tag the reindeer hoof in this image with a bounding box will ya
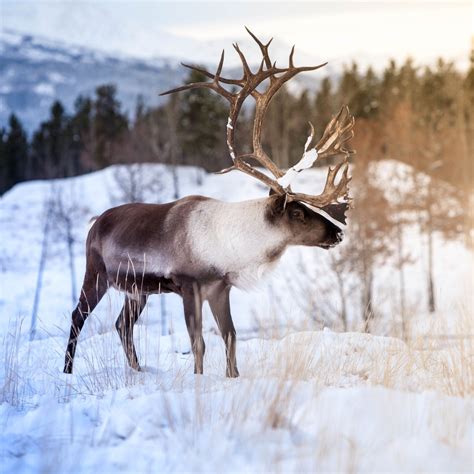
[63,360,73,374]
[226,367,240,378]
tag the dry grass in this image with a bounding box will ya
[1,316,24,406]
[1,293,472,473]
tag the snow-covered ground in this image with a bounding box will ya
[0,163,472,472]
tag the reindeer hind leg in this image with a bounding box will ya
[64,252,108,374]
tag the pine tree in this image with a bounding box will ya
[48,101,69,177]
[264,86,294,169]
[179,70,228,171]
[70,95,93,174]
[288,90,313,166]
[93,84,128,168]
[313,76,335,139]
[0,127,8,193]
[354,66,380,119]
[0,114,28,193]
[338,62,362,116]
[30,100,70,179]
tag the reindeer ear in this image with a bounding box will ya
[267,194,287,219]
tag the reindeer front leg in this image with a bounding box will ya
[207,281,239,378]
[182,280,205,374]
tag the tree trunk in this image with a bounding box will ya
[396,218,407,338]
[30,204,51,340]
[427,184,436,313]
[160,294,168,336]
[166,100,180,199]
[363,270,374,333]
[427,228,435,313]
[66,219,77,307]
[330,254,348,331]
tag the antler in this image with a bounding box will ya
[160,28,355,209]
[278,106,355,208]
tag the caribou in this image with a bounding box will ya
[64,29,355,378]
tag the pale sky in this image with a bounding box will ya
[1,1,472,69]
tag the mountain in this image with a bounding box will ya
[0,30,186,132]
[0,30,334,134]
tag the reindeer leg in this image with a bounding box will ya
[207,281,239,378]
[115,294,148,371]
[64,253,107,374]
[182,281,205,375]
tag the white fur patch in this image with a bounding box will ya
[187,198,289,288]
[300,203,347,230]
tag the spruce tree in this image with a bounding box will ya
[1,114,28,193]
[93,85,128,168]
[69,95,93,174]
[313,77,335,137]
[179,70,228,171]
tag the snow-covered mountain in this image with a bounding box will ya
[0,30,186,132]
[0,29,333,133]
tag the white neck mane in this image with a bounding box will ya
[188,198,289,288]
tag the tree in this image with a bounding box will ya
[0,114,28,193]
[413,60,461,312]
[313,77,335,141]
[178,70,228,172]
[47,101,69,177]
[337,62,362,116]
[93,84,128,168]
[49,186,90,306]
[353,66,380,119]
[264,86,294,169]
[350,175,395,331]
[346,121,395,331]
[69,95,93,175]
[0,127,8,193]
[29,100,73,179]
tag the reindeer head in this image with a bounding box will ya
[266,194,346,249]
[161,28,355,249]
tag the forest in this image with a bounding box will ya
[1,54,472,195]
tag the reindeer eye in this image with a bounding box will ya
[290,209,304,220]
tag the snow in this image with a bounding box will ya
[277,150,318,188]
[0,162,472,472]
[33,83,55,96]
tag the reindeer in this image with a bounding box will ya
[64,29,355,378]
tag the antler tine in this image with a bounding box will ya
[245,26,273,70]
[289,45,296,68]
[160,53,237,101]
[215,49,225,79]
[160,80,234,102]
[179,56,243,87]
[233,42,253,79]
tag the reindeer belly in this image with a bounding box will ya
[101,242,178,289]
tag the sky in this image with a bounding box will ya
[1,1,472,69]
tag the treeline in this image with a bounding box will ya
[1,54,473,195]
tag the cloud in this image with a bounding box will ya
[2,1,471,67]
